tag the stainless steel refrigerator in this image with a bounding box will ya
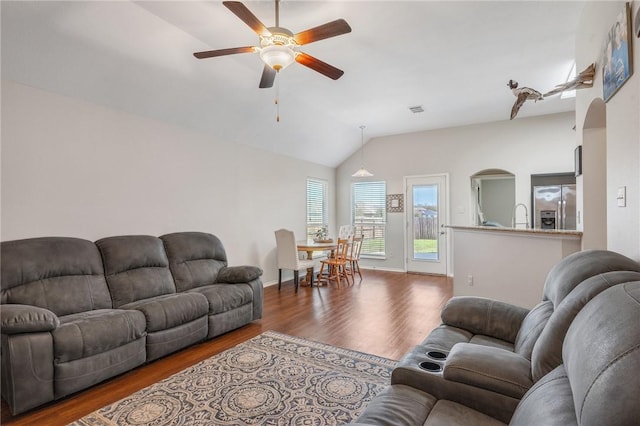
[532,184,576,230]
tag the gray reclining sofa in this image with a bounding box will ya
[352,249,640,425]
[353,280,640,425]
[392,250,640,421]
[1,231,263,415]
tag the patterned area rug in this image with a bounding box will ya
[70,331,395,425]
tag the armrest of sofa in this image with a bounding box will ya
[217,266,264,320]
[440,297,529,343]
[217,265,263,284]
[1,304,59,334]
[443,343,532,399]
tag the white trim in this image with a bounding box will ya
[403,173,451,276]
[359,265,406,273]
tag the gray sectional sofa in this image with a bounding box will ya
[0,232,263,415]
[352,249,640,425]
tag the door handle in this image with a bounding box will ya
[440,231,446,235]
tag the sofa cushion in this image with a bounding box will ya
[424,400,505,426]
[354,384,506,426]
[355,384,437,426]
[161,232,228,292]
[53,309,146,363]
[190,283,253,315]
[423,325,514,354]
[541,249,640,306]
[467,335,514,352]
[97,235,176,307]
[121,292,208,333]
[532,271,640,381]
[513,300,553,359]
[509,365,577,426]
[1,237,111,316]
[562,281,640,425]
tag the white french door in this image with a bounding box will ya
[405,175,448,275]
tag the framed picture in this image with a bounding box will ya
[602,3,634,102]
[386,194,404,213]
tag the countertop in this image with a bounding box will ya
[446,225,582,237]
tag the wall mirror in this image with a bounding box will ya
[471,169,515,227]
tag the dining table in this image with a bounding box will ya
[296,240,337,286]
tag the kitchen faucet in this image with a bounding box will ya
[512,203,529,229]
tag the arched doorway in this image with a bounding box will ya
[470,169,515,227]
[580,98,607,249]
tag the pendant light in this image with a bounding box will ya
[352,125,373,177]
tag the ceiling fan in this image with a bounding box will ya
[194,0,352,88]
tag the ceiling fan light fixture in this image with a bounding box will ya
[195,1,351,88]
[259,45,295,71]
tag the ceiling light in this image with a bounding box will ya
[259,27,297,72]
[260,45,295,71]
[352,125,373,178]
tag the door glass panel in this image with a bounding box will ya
[412,184,438,261]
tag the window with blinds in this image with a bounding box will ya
[352,181,386,257]
[306,178,328,241]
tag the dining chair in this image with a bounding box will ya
[338,225,355,239]
[318,238,350,288]
[275,229,316,292]
[346,235,363,281]
[323,225,353,261]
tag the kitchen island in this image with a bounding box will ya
[448,225,582,308]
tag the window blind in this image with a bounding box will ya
[352,181,386,257]
[306,178,328,241]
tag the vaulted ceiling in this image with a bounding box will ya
[1,1,585,167]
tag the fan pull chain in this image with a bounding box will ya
[275,72,280,122]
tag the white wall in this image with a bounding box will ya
[575,1,640,260]
[480,178,516,227]
[452,228,581,308]
[0,80,336,286]
[579,127,608,249]
[336,112,577,272]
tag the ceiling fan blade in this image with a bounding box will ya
[259,65,277,88]
[295,52,344,80]
[293,19,352,45]
[223,1,271,37]
[193,46,255,59]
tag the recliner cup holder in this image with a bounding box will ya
[419,361,442,372]
[426,351,447,360]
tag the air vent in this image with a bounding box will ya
[409,105,424,113]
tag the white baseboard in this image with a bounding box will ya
[359,265,406,273]
[262,268,451,287]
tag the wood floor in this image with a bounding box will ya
[1,270,451,425]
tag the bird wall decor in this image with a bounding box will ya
[508,80,543,120]
[507,63,596,120]
[543,63,596,97]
